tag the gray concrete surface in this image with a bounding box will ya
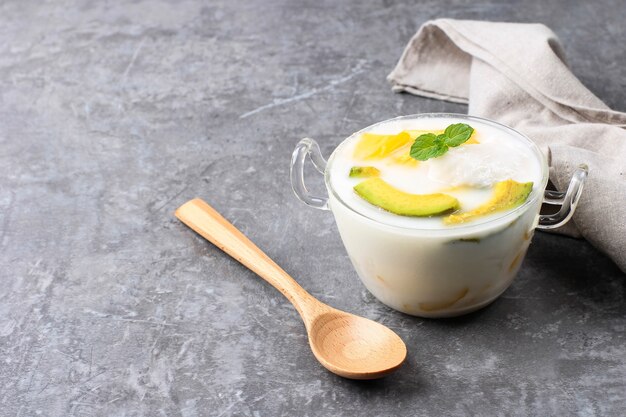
[1,0,625,416]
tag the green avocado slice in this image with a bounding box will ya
[353,178,460,217]
[349,166,381,178]
[444,179,533,225]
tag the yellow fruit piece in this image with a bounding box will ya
[389,132,437,166]
[508,249,527,272]
[419,288,469,312]
[465,131,480,144]
[444,180,533,225]
[391,149,419,167]
[353,131,412,159]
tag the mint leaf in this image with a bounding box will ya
[409,123,475,161]
[444,123,474,147]
[410,133,448,161]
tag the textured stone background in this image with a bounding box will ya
[1,0,625,416]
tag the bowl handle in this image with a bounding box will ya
[290,138,330,210]
[537,164,588,230]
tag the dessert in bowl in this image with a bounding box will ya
[291,114,587,318]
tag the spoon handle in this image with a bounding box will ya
[175,198,318,320]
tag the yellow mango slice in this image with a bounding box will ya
[353,131,412,159]
[465,131,480,144]
[389,131,438,166]
[392,151,419,167]
[508,249,526,272]
[419,288,469,312]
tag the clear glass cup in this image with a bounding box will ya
[291,114,587,318]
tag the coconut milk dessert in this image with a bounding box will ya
[326,115,544,317]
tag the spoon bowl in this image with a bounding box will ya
[175,198,406,379]
[308,310,407,379]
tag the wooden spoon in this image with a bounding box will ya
[175,198,406,379]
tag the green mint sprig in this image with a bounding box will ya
[410,123,474,161]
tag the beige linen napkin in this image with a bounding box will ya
[388,19,626,273]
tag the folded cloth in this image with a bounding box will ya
[388,19,626,273]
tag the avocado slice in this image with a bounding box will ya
[444,179,533,225]
[349,166,381,178]
[354,178,460,217]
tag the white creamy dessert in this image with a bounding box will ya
[325,115,547,317]
[330,116,542,230]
